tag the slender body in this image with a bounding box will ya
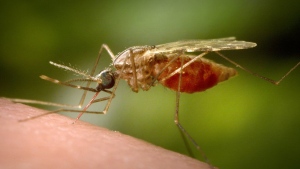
[114,37,255,93]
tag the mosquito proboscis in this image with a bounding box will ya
[6,37,299,166]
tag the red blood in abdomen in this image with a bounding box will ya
[153,57,236,93]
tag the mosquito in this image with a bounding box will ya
[8,37,299,164]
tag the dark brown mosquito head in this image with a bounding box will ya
[95,69,115,91]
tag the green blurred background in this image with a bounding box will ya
[1,1,299,169]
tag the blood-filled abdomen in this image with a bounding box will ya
[152,55,237,93]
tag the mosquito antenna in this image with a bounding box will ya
[49,61,95,80]
[64,78,102,84]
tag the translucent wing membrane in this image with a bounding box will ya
[154,37,257,53]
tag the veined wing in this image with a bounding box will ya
[153,37,257,53]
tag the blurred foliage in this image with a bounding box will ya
[0,1,299,169]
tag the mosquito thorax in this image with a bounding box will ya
[114,45,155,65]
[95,70,115,91]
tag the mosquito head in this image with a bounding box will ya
[95,69,115,91]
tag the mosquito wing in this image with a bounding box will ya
[153,37,257,53]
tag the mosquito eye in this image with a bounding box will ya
[96,70,115,90]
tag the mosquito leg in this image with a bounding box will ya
[18,108,106,122]
[8,98,81,109]
[171,56,194,157]
[8,77,98,110]
[13,44,118,122]
[18,109,64,122]
[174,57,211,165]
[74,88,116,122]
[129,49,139,92]
[100,81,118,114]
[14,89,114,122]
[9,75,113,111]
[41,74,116,121]
[215,51,300,85]
[91,90,115,103]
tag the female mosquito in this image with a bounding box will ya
[9,37,299,163]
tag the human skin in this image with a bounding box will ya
[0,98,212,169]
